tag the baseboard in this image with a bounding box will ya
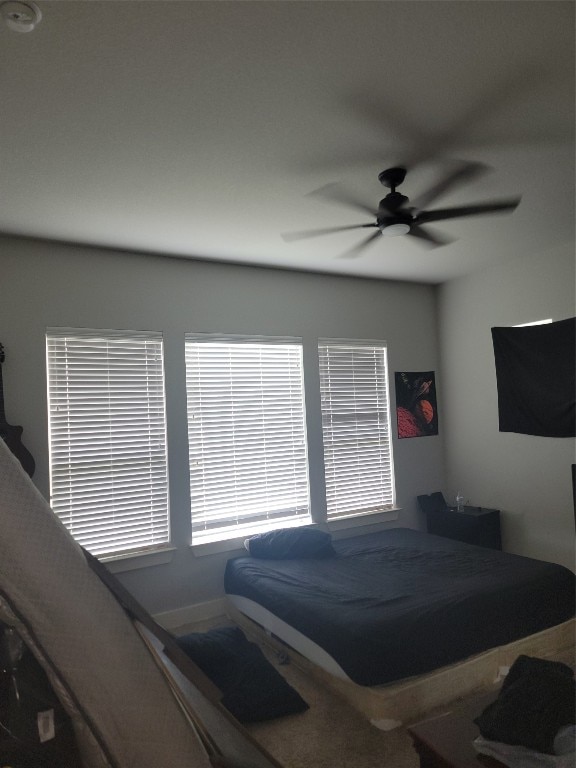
[153,597,228,631]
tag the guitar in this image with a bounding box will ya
[0,343,36,477]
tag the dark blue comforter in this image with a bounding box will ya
[224,528,575,686]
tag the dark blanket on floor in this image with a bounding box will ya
[176,626,308,722]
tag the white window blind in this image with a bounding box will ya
[46,328,169,557]
[318,339,395,519]
[185,335,310,543]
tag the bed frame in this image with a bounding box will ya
[227,601,575,730]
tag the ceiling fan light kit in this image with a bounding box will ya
[381,223,410,237]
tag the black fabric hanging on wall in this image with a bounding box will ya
[491,317,576,438]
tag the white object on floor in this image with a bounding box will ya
[493,665,510,683]
[474,735,575,768]
[370,718,403,731]
[554,726,576,756]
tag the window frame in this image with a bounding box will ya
[184,333,311,545]
[317,337,396,522]
[45,327,171,559]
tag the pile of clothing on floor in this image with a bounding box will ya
[474,655,575,768]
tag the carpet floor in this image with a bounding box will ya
[175,616,575,768]
[175,616,421,768]
[245,643,420,768]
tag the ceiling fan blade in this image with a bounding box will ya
[282,223,377,243]
[407,225,454,248]
[344,92,437,169]
[341,63,556,172]
[416,198,521,225]
[338,229,382,259]
[410,161,490,210]
[307,182,377,216]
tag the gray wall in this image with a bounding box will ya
[439,241,575,571]
[0,236,444,613]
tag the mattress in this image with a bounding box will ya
[224,527,576,686]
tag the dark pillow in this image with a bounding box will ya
[246,527,335,559]
[175,626,308,723]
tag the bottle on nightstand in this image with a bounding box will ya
[456,492,465,512]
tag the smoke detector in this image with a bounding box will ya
[1,1,42,32]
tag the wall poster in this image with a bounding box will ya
[491,318,575,438]
[395,371,438,439]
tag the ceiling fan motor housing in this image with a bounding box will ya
[378,168,410,218]
[379,191,408,213]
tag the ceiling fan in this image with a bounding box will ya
[282,162,521,258]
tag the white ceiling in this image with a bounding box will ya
[1,0,574,283]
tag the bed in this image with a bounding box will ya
[225,528,575,724]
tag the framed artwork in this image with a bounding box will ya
[395,371,438,439]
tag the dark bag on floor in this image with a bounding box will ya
[474,655,576,754]
[0,625,82,768]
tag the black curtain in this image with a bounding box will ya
[491,318,575,438]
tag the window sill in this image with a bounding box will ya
[190,509,401,558]
[191,518,312,558]
[101,546,176,574]
[191,537,253,558]
[326,507,400,533]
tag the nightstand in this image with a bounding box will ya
[425,506,502,550]
[408,692,503,767]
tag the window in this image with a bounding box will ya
[46,328,169,557]
[513,319,553,327]
[185,335,309,543]
[318,339,394,519]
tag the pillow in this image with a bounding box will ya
[245,527,335,559]
[175,626,308,723]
